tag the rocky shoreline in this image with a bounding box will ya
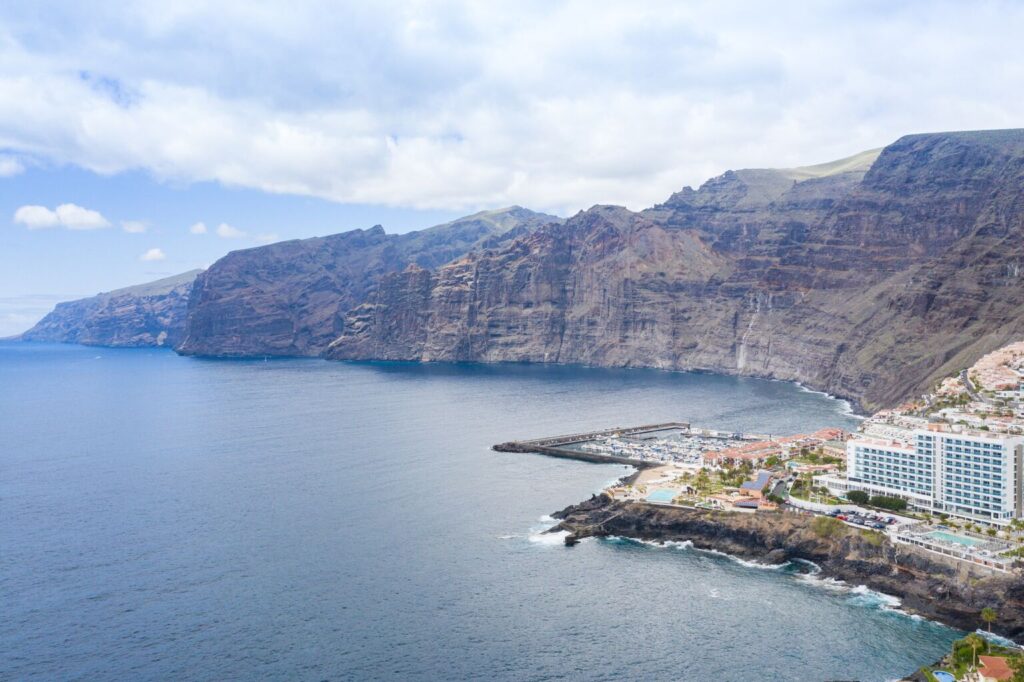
[553,494,1024,642]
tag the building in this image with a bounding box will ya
[703,441,781,467]
[978,655,1014,682]
[818,424,1024,526]
[739,471,773,498]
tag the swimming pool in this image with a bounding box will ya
[932,670,955,682]
[646,489,677,503]
[928,530,984,547]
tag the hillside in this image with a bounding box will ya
[326,130,1024,411]
[176,207,560,356]
[20,270,202,347]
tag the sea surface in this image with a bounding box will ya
[0,342,960,681]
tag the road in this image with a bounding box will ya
[960,368,991,404]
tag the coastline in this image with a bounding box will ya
[551,494,1024,643]
[14,339,872,416]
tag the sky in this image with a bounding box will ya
[2,1,1024,335]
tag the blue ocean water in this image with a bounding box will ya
[0,343,959,681]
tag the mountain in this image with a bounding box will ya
[20,270,202,347]
[326,130,1024,412]
[175,207,560,356]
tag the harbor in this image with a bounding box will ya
[492,421,773,468]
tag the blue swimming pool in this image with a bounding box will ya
[932,671,955,682]
[646,489,677,503]
[928,530,984,547]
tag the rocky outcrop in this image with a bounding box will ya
[327,130,1024,411]
[176,207,559,357]
[20,270,202,347]
[555,495,1024,640]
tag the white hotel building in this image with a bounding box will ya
[817,426,1024,526]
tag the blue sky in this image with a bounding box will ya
[2,1,1024,335]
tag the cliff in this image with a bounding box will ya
[555,495,1024,640]
[176,207,559,357]
[20,270,202,347]
[327,130,1024,411]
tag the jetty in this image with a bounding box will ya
[493,421,771,468]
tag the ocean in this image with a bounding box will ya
[0,342,959,681]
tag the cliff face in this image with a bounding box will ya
[176,207,559,357]
[556,495,1024,640]
[327,130,1024,411]
[20,270,202,347]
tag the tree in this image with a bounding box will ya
[847,490,869,504]
[982,607,998,633]
[869,495,908,511]
[965,633,986,670]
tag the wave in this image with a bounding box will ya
[602,535,791,570]
[977,630,1021,648]
[794,381,866,420]
[790,558,822,575]
[528,529,570,545]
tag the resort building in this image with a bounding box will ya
[818,424,1024,526]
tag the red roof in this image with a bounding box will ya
[979,655,1013,681]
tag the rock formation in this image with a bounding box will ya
[327,130,1024,411]
[20,270,202,347]
[22,129,1024,412]
[176,207,559,356]
[555,494,1024,640]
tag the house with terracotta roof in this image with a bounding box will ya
[703,441,782,467]
[978,654,1014,681]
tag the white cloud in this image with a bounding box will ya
[254,233,279,244]
[139,247,165,261]
[14,203,110,230]
[55,203,110,229]
[121,220,147,233]
[0,154,23,177]
[13,205,59,229]
[189,221,207,234]
[215,222,245,238]
[0,4,1023,213]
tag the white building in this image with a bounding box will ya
[817,426,1024,526]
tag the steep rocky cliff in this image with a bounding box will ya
[176,207,559,357]
[20,270,202,347]
[555,495,1024,639]
[327,130,1024,411]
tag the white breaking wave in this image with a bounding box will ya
[794,381,866,420]
[977,630,1021,648]
[604,535,789,570]
[528,529,571,545]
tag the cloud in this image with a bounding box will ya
[139,247,165,261]
[0,154,23,177]
[121,220,147,233]
[215,222,245,238]
[55,203,110,229]
[13,205,59,229]
[189,221,207,234]
[0,4,1023,213]
[13,203,111,230]
[254,233,279,244]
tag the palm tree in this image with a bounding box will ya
[982,607,998,633]
[965,633,986,670]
